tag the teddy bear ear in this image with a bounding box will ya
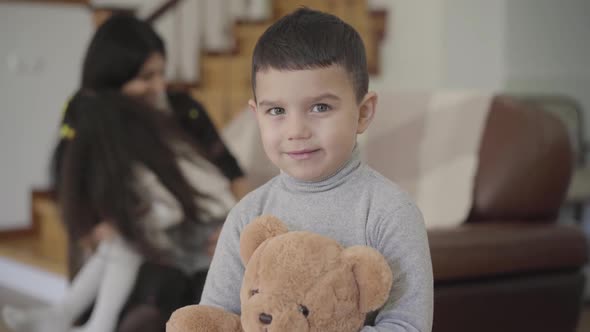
[240,215,289,265]
[341,246,393,314]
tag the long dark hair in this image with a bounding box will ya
[52,13,166,190]
[81,13,165,91]
[56,92,204,257]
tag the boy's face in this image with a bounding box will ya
[249,65,377,182]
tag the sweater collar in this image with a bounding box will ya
[279,145,361,193]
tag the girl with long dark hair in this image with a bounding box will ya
[4,91,235,332]
[3,13,243,332]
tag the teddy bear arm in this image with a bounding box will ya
[166,305,243,332]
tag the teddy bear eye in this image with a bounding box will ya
[250,289,259,297]
[298,304,310,317]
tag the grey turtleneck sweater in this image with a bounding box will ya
[200,148,433,331]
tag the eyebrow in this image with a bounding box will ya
[258,93,341,108]
[306,93,341,104]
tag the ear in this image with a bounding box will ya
[356,92,378,134]
[240,215,289,265]
[341,246,393,313]
[248,99,257,114]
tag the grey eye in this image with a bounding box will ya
[311,104,330,113]
[298,304,309,317]
[268,107,285,115]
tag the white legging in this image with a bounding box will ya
[3,236,142,332]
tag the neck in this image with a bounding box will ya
[279,145,361,193]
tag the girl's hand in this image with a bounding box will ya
[92,221,119,242]
[230,177,251,200]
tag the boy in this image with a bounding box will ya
[201,8,433,331]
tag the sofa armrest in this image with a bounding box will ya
[428,222,587,283]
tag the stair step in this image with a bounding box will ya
[191,88,230,130]
[0,255,67,305]
[0,235,67,277]
[233,22,271,55]
[36,197,67,265]
[200,54,234,90]
[273,0,332,18]
[157,0,387,129]
[192,87,251,130]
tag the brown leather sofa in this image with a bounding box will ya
[429,96,588,332]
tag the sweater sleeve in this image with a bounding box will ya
[362,202,433,332]
[199,206,245,313]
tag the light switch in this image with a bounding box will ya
[4,53,45,75]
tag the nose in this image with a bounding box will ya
[286,114,311,140]
[259,312,273,325]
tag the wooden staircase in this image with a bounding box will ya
[0,191,67,277]
[0,0,386,278]
[189,0,387,129]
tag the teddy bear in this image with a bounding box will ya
[166,215,393,332]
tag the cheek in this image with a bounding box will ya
[321,127,354,151]
[260,124,280,150]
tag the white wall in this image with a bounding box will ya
[504,0,590,145]
[0,3,92,230]
[370,0,589,150]
[369,0,445,91]
[369,0,507,91]
[441,0,506,90]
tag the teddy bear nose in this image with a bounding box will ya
[259,312,273,325]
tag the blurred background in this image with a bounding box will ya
[0,0,589,331]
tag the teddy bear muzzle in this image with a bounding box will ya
[259,312,272,324]
[243,305,311,332]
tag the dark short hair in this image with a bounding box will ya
[81,14,165,91]
[252,8,368,102]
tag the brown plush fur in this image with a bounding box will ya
[166,215,393,332]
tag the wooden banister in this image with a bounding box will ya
[145,0,182,23]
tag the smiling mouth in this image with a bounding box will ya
[286,149,319,160]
